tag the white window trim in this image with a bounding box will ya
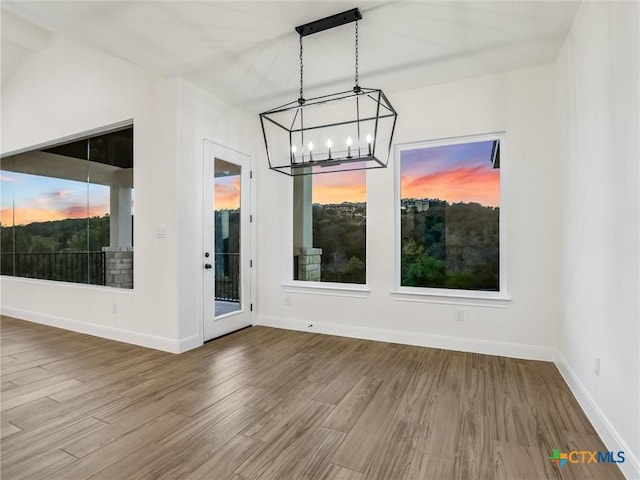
[393,131,509,304]
[391,288,510,308]
[284,168,369,296]
[1,120,135,290]
[282,281,370,298]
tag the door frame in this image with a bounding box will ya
[202,139,254,342]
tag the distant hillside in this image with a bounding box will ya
[1,215,111,253]
[313,203,366,283]
[401,200,499,290]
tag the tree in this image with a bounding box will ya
[29,235,59,253]
[312,204,367,284]
[336,256,365,283]
[401,240,446,287]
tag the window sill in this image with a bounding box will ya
[282,282,370,298]
[391,288,511,308]
[0,275,135,293]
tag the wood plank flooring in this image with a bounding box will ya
[0,315,625,480]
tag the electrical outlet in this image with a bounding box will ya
[112,303,118,314]
[455,310,465,321]
[285,297,292,306]
[594,357,600,376]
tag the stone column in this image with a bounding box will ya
[109,187,132,248]
[293,174,312,248]
[102,246,133,289]
[105,186,133,288]
[294,247,323,281]
[293,173,322,281]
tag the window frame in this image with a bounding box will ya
[392,132,510,307]
[0,119,134,290]
[283,170,370,297]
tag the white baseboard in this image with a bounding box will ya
[555,353,640,480]
[5,307,636,479]
[178,334,203,353]
[254,314,555,361]
[256,315,638,478]
[1,307,201,354]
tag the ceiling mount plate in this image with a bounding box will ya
[295,8,362,37]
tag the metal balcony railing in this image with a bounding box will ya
[214,252,240,302]
[0,252,106,286]
[1,251,239,296]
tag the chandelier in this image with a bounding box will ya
[259,8,397,176]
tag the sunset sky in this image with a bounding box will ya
[312,168,366,204]
[214,175,241,211]
[400,140,499,207]
[3,140,498,225]
[307,141,498,206]
[1,171,110,226]
[213,168,368,209]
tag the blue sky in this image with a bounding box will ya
[400,140,499,207]
[1,171,110,226]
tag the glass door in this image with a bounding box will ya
[203,141,251,341]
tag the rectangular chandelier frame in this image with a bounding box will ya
[259,7,398,177]
[260,87,397,176]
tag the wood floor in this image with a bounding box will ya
[0,316,624,480]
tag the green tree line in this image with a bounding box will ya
[1,215,110,253]
[401,200,499,290]
[313,205,366,284]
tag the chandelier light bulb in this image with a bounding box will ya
[308,142,314,162]
[258,8,397,176]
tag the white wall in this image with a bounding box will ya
[174,80,258,342]
[255,63,562,360]
[3,14,637,477]
[1,37,260,353]
[1,37,182,351]
[556,2,640,478]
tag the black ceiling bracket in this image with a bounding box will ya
[295,8,362,37]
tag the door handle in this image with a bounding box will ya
[204,263,212,269]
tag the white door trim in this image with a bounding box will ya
[202,140,252,341]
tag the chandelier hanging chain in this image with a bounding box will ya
[354,20,359,90]
[260,8,397,176]
[299,35,304,104]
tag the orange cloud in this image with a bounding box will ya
[402,166,499,207]
[1,204,109,226]
[312,170,366,204]
[313,183,366,204]
[214,179,240,210]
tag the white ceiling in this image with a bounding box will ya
[1,1,579,113]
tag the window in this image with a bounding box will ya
[293,166,366,284]
[213,159,241,309]
[397,135,502,294]
[1,126,134,289]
